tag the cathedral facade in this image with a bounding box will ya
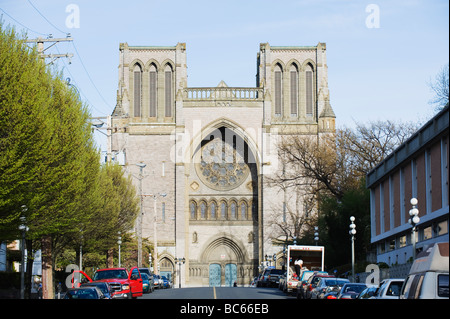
[110,42,335,287]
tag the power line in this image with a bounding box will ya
[26,0,66,35]
[25,0,112,111]
[0,8,48,36]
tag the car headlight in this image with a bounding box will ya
[122,284,130,290]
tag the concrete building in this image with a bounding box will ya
[110,42,336,287]
[366,106,449,266]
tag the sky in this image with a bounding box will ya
[1,0,449,153]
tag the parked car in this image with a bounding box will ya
[153,274,163,289]
[310,277,350,299]
[336,283,367,299]
[356,285,378,299]
[372,279,404,299]
[141,273,150,293]
[64,287,106,299]
[161,275,172,288]
[400,242,449,299]
[299,273,333,299]
[81,282,113,299]
[138,268,154,293]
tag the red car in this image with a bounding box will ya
[73,267,143,299]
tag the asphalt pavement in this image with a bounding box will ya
[141,286,296,299]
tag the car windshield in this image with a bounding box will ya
[270,269,284,275]
[82,283,108,294]
[343,284,366,293]
[65,289,98,299]
[93,269,128,280]
[324,279,348,286]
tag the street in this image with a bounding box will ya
[141,286,296,300]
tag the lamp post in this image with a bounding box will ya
[19,209,28,300]
[136,163,146,267]
[117,231,122,267]
[175,257,185,288]
[408,198,420,260]
[152,193,166,275]
[349,216,356,282]
[314,226,319,246]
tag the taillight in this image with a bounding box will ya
[308,284,313,291]
[327,295,337,299]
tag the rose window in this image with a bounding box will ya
[196,136,249,190]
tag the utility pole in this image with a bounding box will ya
[25,35,73,64]
[24,35,73,299]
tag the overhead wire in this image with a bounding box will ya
[26,0,112,114]
[0,7,48,37]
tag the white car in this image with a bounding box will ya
[372,279,404,299]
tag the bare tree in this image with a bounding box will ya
[428,63,449,110]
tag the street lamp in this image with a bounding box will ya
[18,209,29,300]
[314,226,319,246]
[349,216,356,282]
[408,198,420,260]
[175,257,185,288]
[152,193,166,275]
[117,231,122,267]
[135,163,146,267]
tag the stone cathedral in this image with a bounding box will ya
[110,42,336,287]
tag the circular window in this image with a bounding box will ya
[195,136,249,190]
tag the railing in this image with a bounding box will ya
[183,87,263,101]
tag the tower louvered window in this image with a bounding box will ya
[290,65,298,116]
[305,64,313,117]
[274,64,282,115]
[133,64,142,117]
[149,64,157,117]
[164,65,172,117]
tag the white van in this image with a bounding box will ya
[400,242,449,299]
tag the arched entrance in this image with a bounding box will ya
[159,257,174,282]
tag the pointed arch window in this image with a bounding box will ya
[290,64,298,116]
[149,64,157,117]
[164,64,173,117]
[190,201,197,220]
[274,64,282,116]
[305,64,314,117]
[220,201,227,220]
[230,201,237,219]
[210,201,216,220]
[200,201,207,219]
[133,64,142,117]
[240,202,247,220]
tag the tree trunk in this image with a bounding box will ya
[41,236,53,299]
[107,248,114,268]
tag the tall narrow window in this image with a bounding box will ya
[241,202,247,220]
[305,64,314,117]
[221,202,227,220]
[190,201,197,220]
[162,202,165,223]
[133,64,142,117]
[274,64,282,116]
[200,202,207,219]
[290,64,298,116]
[149,64,157,117]
[164,64,172,117]
[210,202,216,220]
[230,202,236,219]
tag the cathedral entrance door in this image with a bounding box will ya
[209,263,221,287]
[225,263,237,287]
